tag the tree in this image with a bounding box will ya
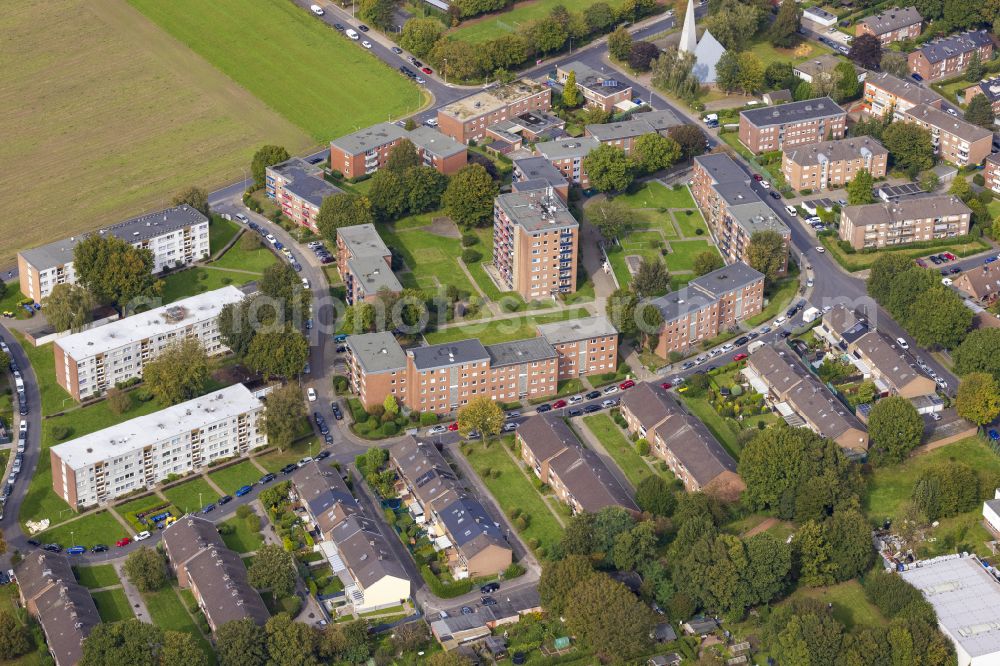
[106,386,130,415]
[956,372,1000,426]
[954,329,1000,381]
[589,198,630,240]
[160,631,209,666]
[769,0,801,47]
[846,168,875,205]
[399,17,444,58]
[632,258,670,298]
[606,288,639,337]
[403,166,448,213]
[358,0,394,28]
[880,51,909,78]
[868,396,923,465]
[966,93,996,128]
[218,298,257,358]
[738,52,766,94]
[906,286,972,350]
[967,50,985,81]
[793,79,815,101]
[316,194,374,240]
[707,0,763,51]
[526,16,567,54]
[629,41,661,72]
[260,262,308,322]
[848,33,882,70]
[262,383,308,451]
[745,532,792,604]
[142,337,208,406]
[651,48,701,102]
[0,611,30,660]
[73,234,158,312]
[172,185,210,217]
[457,396,503,440]
[320,620,371,663]
[539,554,596,616]
[123,547,167,592]
[443,164,498,228]
[385,139,421,174]
[584,2,616,32]
[770,599,845,664]
[693,250,724,276]
[835,61,861,102]
[251,145,290,189]
[919,169,940,193]
[635,475,677,516]
[367,169,408,222]
[746,230,787,283]
[668,124,708,159]
[794,520,837,587]
[882,122,934,177]
[826,507,874,581]
[43,283,94,333]
[715,50,742,93]
[246,328,309,379]
[265,614,319,666]
[562,70,580,107]
[608,26,633,61]
[216,618,269,666]
[611,520,658,572]
[868,253,915,303]
[249,544,297,598]
[631,133,682,174]
[564,574,655,662]
[428,653,474,666]
[583,144,634,192]
[81,619,163,666]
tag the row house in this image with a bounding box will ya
[856,7,922,45]
[839,195,971,250]
[555,61,633,112]
[863,72,945,120]
[781,136,889,191]
[329,123,467,179]
[265,157,341,232]
[584,109,686,155]
[437,79,551,144]
[902,104,993,167]
[738,97,846,154]
[908,30,993,82]
[953,260,1000,303]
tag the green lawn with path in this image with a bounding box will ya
[92,588,135,623]
[617,181,695,209]
[13,334,67,416]
[219,516,265,553]
[787,580,885,630]
[36,510,128,549]
[581,414,662,489]
[447,0,626,43]
[210,237,279,273]
[748,38,833,66]
[379,215,476,295]
[74,564,121,589]
[423,308,592,345]
[160,266,259,304]
[664,240,719,273]
[208,460,263,495]
[673,209,708,237]
[208,216,241,252]
[163,478,220,514]
[142,585,216,663]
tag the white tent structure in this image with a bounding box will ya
[678,0,726,84]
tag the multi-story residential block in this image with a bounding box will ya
[691,153,790,270]
[532,137,600,188]
[738,97,845,153]
[345,331,408,410]
[962,77,1000,119]
[53,285,244,401]
[782,136,889,191]
[512,156,570,201]
[329,123,467,179]
[483,111,566,153]
[987,153,1000,196]
[839,195,972,249]
[517,414,637,514]
[335,223,402,305]
[863,72,945,119]
[162,516,269,631]
[17,205,209,301]
[909,30,994,82]
[265,157,341,232]
[744,345,869,454]
[291,461,410,611]
[390,437,512,578]
[536,316,619,380]
[555,61,633,112]
[16,552,100,666]
[953,261,1000,303]
[856,6,922,45]
[619,383,742,496]
[437,79,551,144]
[902,104,993,166]
[584,109,685,155]
[650,263,765,357]
[51,384,265,508]
[493,185,579,300]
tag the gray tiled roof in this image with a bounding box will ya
[619,382,676,431]
[843,195,971,228]
[783,136,888,168]
[865,72,945,107]
[330,514,409,589]
[695,152,748,184]
[917,29,992,64]
[858,6,921,35]
[346,332,407,374]
[408,339,489,371]
[537,315,618,345]
[740,97,844,127]
[559,60,630,96]
[822,305,869,344]
[292,461,359,535]
[408,126,467,158]
[330,122,409,156]
[650,287,717,324]
[653,410,738,487]
[495,187,579,233]
[268,157,341,207]
[347,255,403,297]
[904,103,993,143]
[853,331,929,393]
[485,337,557,367]
[972,77,1000,103]
[35,581,100,666]
[585,108,683,141]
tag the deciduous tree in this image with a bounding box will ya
[443,164,498,228]
[249,545,298,598]
[693,250,724,276]
[265,613,319,666]
[73,235,159,312]
[539,554,596,616]
[367,169,407,222]
[631,133,682,174]
[738,52,766,94]
[835,61,861,102]
[635,475,676,516]
[706,0,762,51]
[316,194,374,241]
[385,139,421,174]
[848,33,882,70]
[106,386,131,415]
[562,70,580,107]
[826,507,874,581]
[564,574,655,662]
[0,611,30,660]
[715,50,741,93]
[320,619,370,663]
[81,620,163,666]
[403,166,448,213]
[172,186,210,217]
[846,168,875,205]
[954,329,1000,381]
[246,328,309,379]
[966,92,996,128]
[216,618,269,666]
[142,337,209,406]
[262,383,307,451]
[868,396,923,465]
[399,18,444,58]
[456,396,503,440]
[123,547,167,592]
[668,124,707,159]
[589,198,630,240]
[611,520,658,571]
[794,520,837,587]
[769,0,801,47]
[629,41,661,72]
[160,631,208,666]
[746,230,787,283]
[881,51,909,78]
[956,372,1000,426]
[608,26,633,61]
[632,258,670,298]
[43,283,95,333]
[358,0,395,29]
[606,288,639,337]
[582,144,634,192]
[584,2,616,32]
[882,122,934,177]
[906,285,972,350]
[251,145,290,189]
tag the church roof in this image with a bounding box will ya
[691,30,726,84]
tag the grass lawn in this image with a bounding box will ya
[746,274,800,327]
[162,478,219,514]
[160,266,259,304]
[128,0,423,141]
[219,516,264,553]
[932,77,973,106]
[460,440,564,555]
[92,588,135,623]
[74,564,121,589]
[36,510,128,549]
[618,182,695,209]
[664,240,718,273]
[448,0,626,42]
[142,585,216,663]
[581,414,661,489]
[787,580,885,630]
[115,495,181,532]
[749,38,833,66]
[13,334,67,416]
[208,460,263,495]
[211,238,279,273]
[673,209,708,237]
[819,233,990,272]
[379,215,477,295]
[423,307,592,345]
[679,393,744,460]
[257,438,322,473]
[208,217,241,253]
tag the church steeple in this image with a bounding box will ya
[679,0,697,53]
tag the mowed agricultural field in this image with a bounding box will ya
[0,0,311,266]
[449,0,626,43]
[128,0,426,139]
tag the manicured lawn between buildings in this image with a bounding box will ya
[423,307,592,345]
[36,510,128,550]
[580,414,659,489]
[92,588,135,623]
[208,460,263,495]
[142,585,216,663]
[74,564,121,589]
[219,516,265,554]
[162,477,220,514]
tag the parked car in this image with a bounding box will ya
[316,450,331,461]
[91,544,108,553]
[307,388,317,402]
[769,191,781,200]
[619,379,635,390]
[603,385,619,394]
[585,390,601,400]
[601,399,618,408]
[536,404,552,413]
[481,596,497,606]
[481,582,500,594]
[135,531,151,541]
[298,457,314,467]
[310,4,324,15]
[447,422,459,431]
[332,404,343,420]
[660,382,672,390]
[896,337,909,349]
[568,408,583,417]
[392,46,403,54]
[583,404,601,413]
[505,411,521,419]
[735,336,749,346]
[26,539,40,548]
[357,24,369,32]
[281,464,298,475]
[219,494,233,505]
[67,546,86,555]
[42,544,62,553]
[259,473,275,484]
[235,485,253,497]
[568,395,583,404]
[421,67,433,75]
[734,353,748,361]
[428,425,447,435]
[552,399,567,409]
[201,504,216,514]
[990,429,1000,442]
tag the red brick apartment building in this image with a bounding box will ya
[335,224,401,305]
[839,195,972,249]
[533,137,600,188]
[344,316,618,412]
[963,77,1000,119]
[863,72,945,120]
[555,61,632,112]
[856,6,922,45]
[908,30,994,82]
[329,123,467,179]
[584,109,685,155]
[738,97,846,154]
[436,79,551,144]
[781,136,889,191]
[512,156,570,202]
[265,157,341,232]
[986,153,1000,195]
[902,104,993,167]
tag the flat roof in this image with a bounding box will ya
[689,262,764,298]
[56,285,245,359]
[19,205,209,271]
[495,187,578,233]
[347,255,403,296]
[905,103,993,143]
[727,201,791,237]
[408,339,489,371]
[407,126,467,158]
[695,152,749,184]
[537,315,617,344]
[918,29,992,64]
[51,384,260,470]
[485,337,557,367]
[783,136,888,167]
[585,109,683,142]
[534,136,600,160]
[338,223,391,259]
[346,332,407,374]
[558,60,630,96]
[741,97,844,127]
[330,122,409,156]
[439,79,548,121]
[513,156,567,187]
[268,157,341,207]
[843,195,971,228]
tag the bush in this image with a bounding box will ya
[332,375,349,393]
[419,412,438,426]
[635,438,650,456]
[694,228,704,235]
[461,232,479,247]
[504,562,526,579]
[461,248,483,264]
[382,421,398,436]
[51,425,71,441]
[974,173,986,186]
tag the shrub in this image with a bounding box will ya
[504,562,526,579]
[461,232,479,247]
[419,412,438,426]
[461,248,483,264]
[694,228,704,235]
[382,421,399,436]
[974,173,986,186]
[51,425,71,441]
[636,438,650,456]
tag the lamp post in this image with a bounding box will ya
[443,58,448,85]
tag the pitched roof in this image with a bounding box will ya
[853,331,930,393]
[330,514,410,588]
[822,305,869,344]
[955,261,1000,300]
[904,104,993,143]
[292,461,359,535]
[619,382,677,431]
[842,194,971,228]
[652,411,739,487]
[431,488,509,559]
[783,136,888,167]
[740,97,844,127]
[865,72,945,107]
[390,436,458,508]
[267,157,341,207]
[34,581,100,666]
[858,6,922,35]
[917,30,992,64]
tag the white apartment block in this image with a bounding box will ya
[54,286,244,401]
[17,205,210,301]
[51,384,265,508]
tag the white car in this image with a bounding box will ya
[785,206,797,216]
[815,246,825,253]
[760,180,770,189]
[310,4,324,15]
[18,421,26,434]
[298,457,314,467]
[603,385,619,394]
[502,422,519,432]
[236,213,249,223]
[307,388,317,402]
[281,248,293,258]
[896,337,909,350]
[302,278,310,289]
[361,40,372,49]
[774,316,787,326]
[721,343,734,352]
[427,425,448,435]
[941,277,953,286]
[568,394,583,404]
[806,216,822,224]
[425,118,438,127]
[807,278,814,287]
[266,234,277,245]
[135,531,151,541]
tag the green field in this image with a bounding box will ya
[746,273,801,327]
[257,438,322,473]
[423,308,592,345]
[162,478,220,514]
[664,240,719,272]
[211,238,280,273]
[748,38,833,66]
[673,209,709,237]
[128,0,424,140]
[617,182,695,209]
[220,516,265,553]
[35,510,128,549]
[581,414,661,489]
[208,217,242,253]
[379,215,477,295]
[448,0,627,43]
[92,588,135,623]
[74,564,121,590]
[208,460,263,494]
[786,580,885,630]
[142,586,216,663]
[13,335,67,416]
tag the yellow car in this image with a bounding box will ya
[677,386,689,393]
[1,311,13,318]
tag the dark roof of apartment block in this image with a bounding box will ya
[408,339,490,371]
[485,337,557,368]
[345,332,407,374]
[741,97,844,127]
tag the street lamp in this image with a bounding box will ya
[443,58,448,85]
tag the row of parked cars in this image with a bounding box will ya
[307,240,333,264]
[235,214,306,272]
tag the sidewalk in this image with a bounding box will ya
[112,560,151,622]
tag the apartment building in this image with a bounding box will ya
[556,61,633,112]
[390,437,512,579]
[18,205,209,301]
[963,77,1000,119]
[335,223,402,305]
[16,552,100,666]
[584,109,685,155]
[484,111,566,152]
[691,153,791,270]
[53,285,243,400]
[345,331,408,409]
[291,462,410,611]
[330,123,467,179]
[492,184,579,300]
[909,30,994,82]
[511,156,570,202]
[533,137,600,188]
[738,97,846,154]
[265,157,341,232]
[437,79,551,144]
[782,136,889,191]
[953,261,1000,303]
[162,516,269,631]
[619,383,742,496]
[517,414,637,514]
[856,6,922,45]
[536,316,619,380]
[51,384,265,508]
[902,104,993,167]
[987,153,1000,196]
[744,345,869,453]
[863,72,945,119]
[650,263,765,357]
[839,195,972,250]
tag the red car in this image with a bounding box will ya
[116,537,131,548]
[733,353,748,362]
[753,174,763,182]
[943,252,957,261]
[619,379,635,390]
[553,399,567,409]
[421,67,433,75]
[660,382,672,390]
[447,422,459,432]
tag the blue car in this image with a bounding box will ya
[334,334,349,343]
[67,546,86,555]
[990,429,1000,442]
[987,257,998,264]
[274,241,284,250]
[235,485,253,497]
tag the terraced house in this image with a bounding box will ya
[265,157,341,232]
[738,97,845,154]
[839,196,971,249]
[584,109,685,155]
[17,204,209,301]
[782,136,889,191]
[908,30,993,82]
[335,223,402,305]
[863,72,945,120]
[902,104,993,167]
[856,6,922,45]
[329,122,467,179]
[437,79,551,144]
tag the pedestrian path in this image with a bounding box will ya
[112,560,151,622]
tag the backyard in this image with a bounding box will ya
[580,414,662,489]
[142,585,216,663]
[219,516,265,553]
[74,564,121,589]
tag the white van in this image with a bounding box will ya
[310,4,324,15]
[703,113,719,127]
[346,28,359,40]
